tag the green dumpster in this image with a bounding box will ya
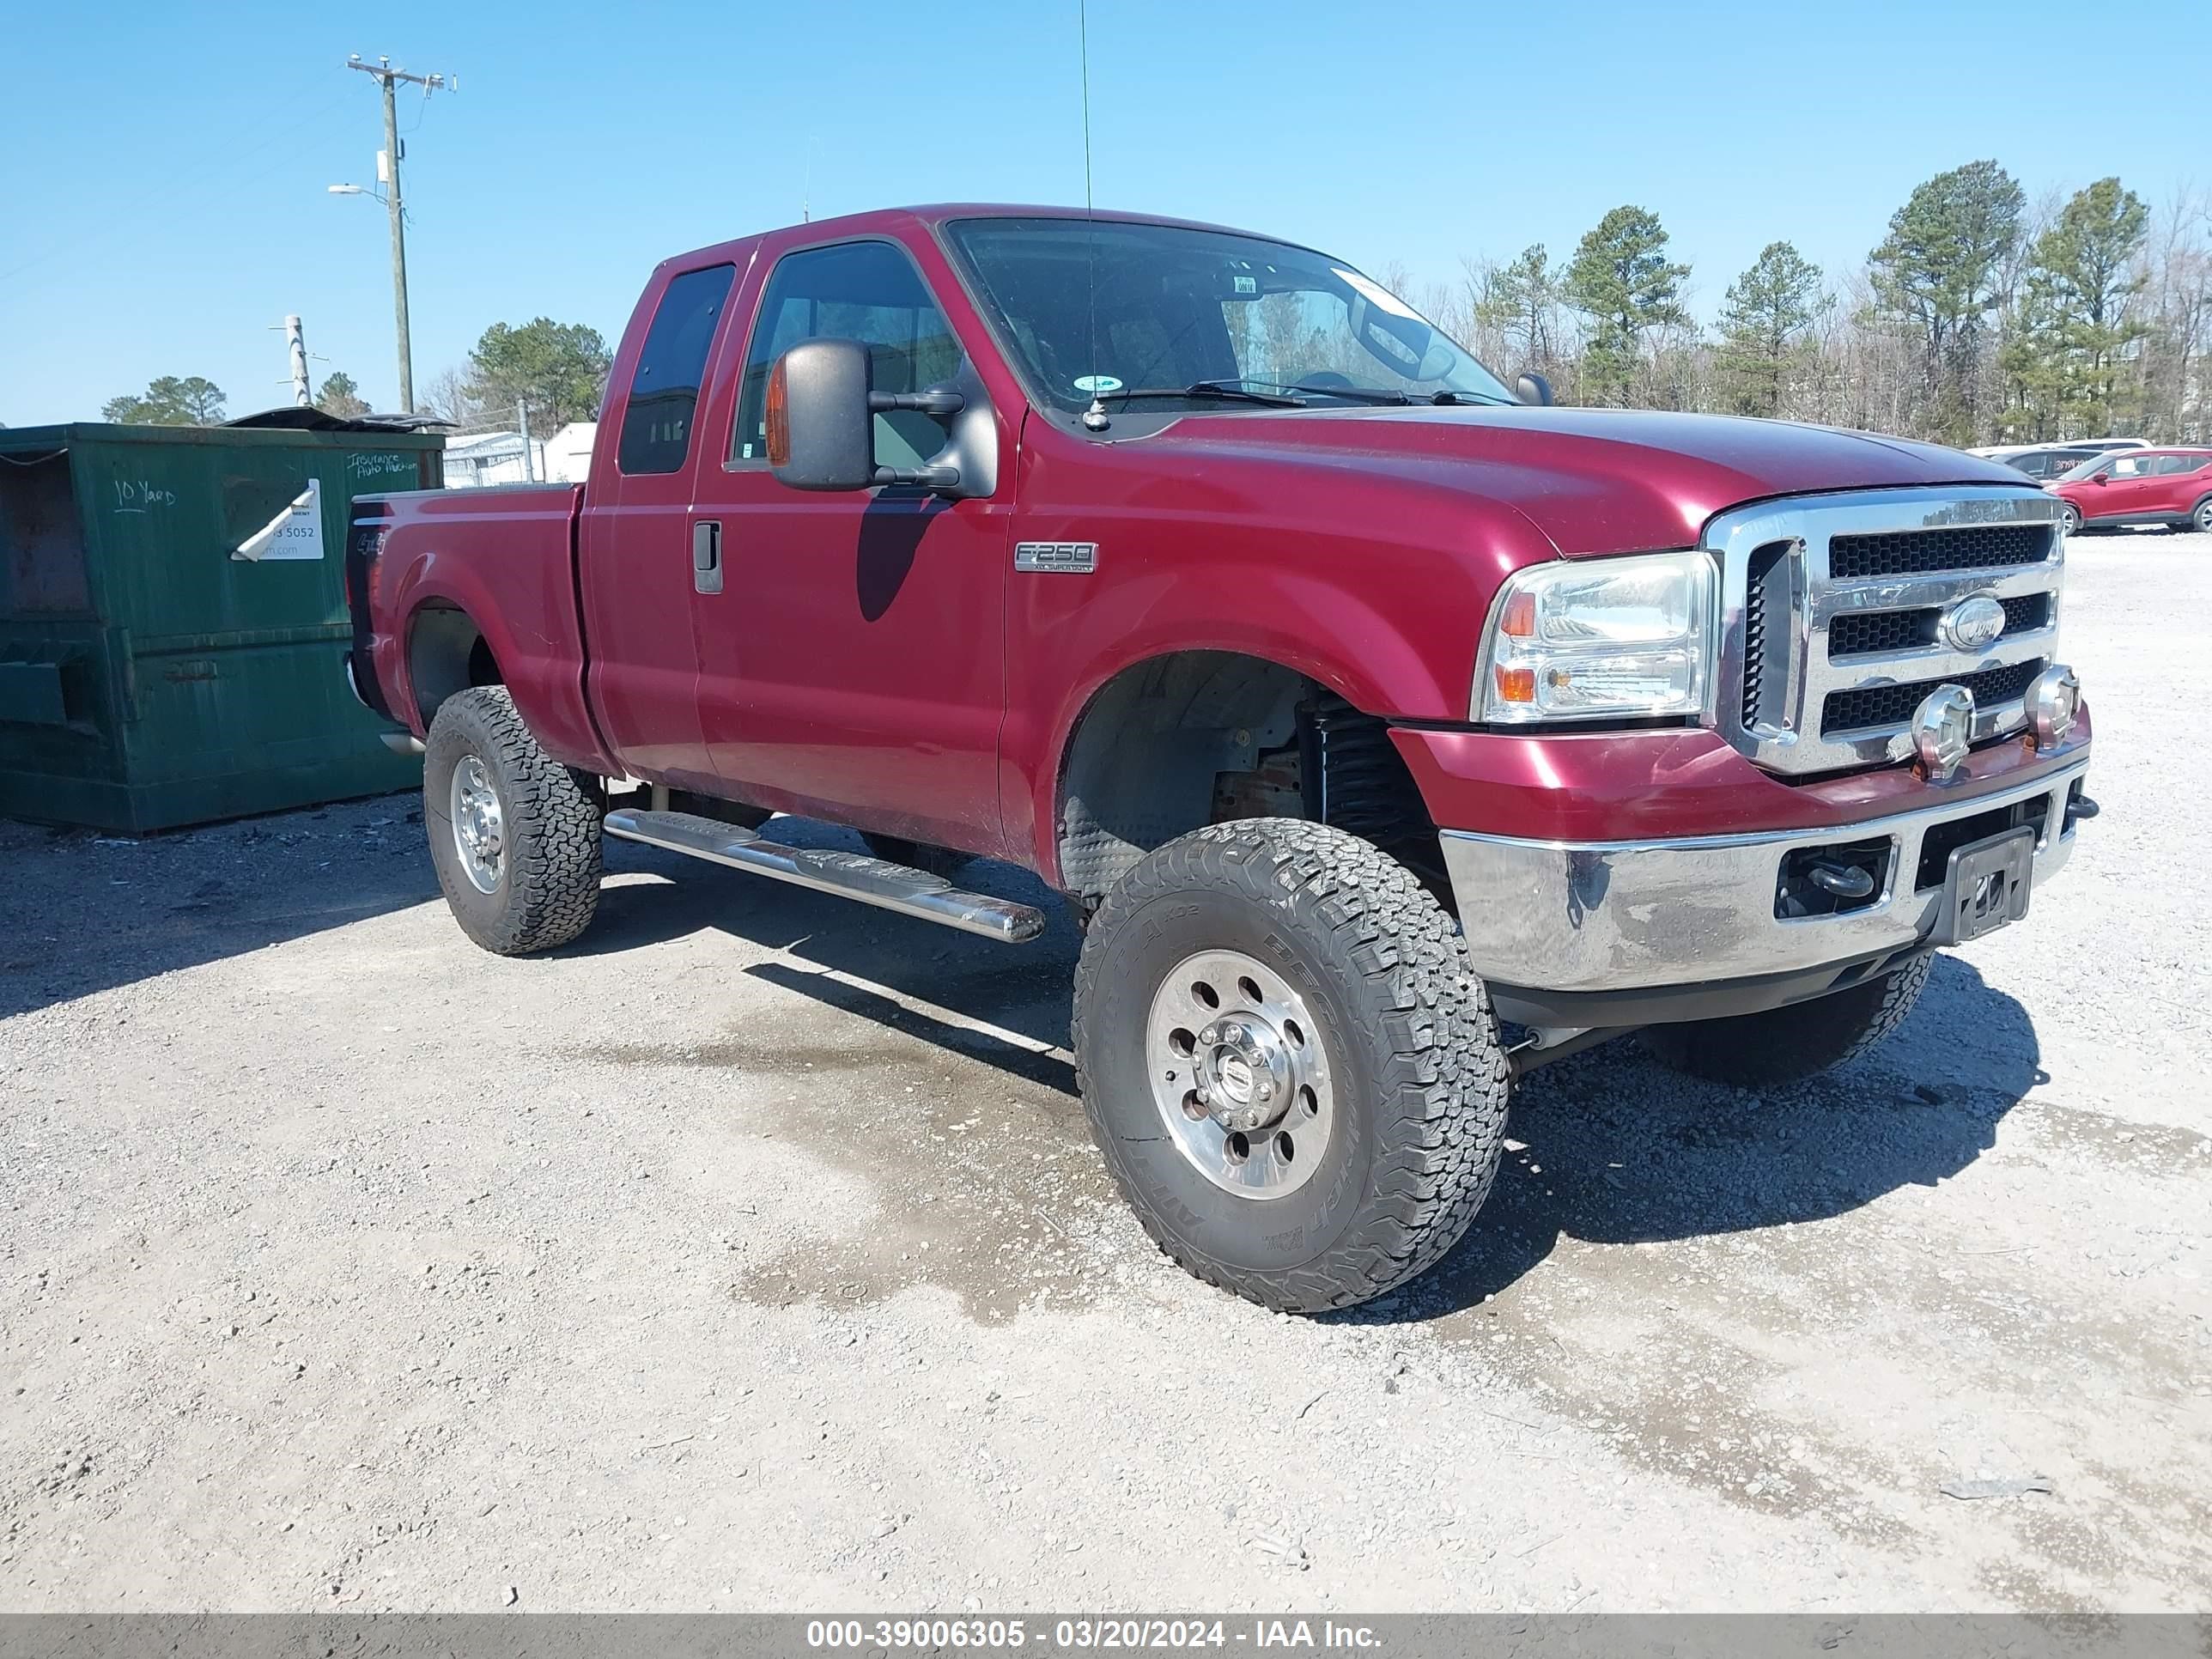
[0,420,444,833]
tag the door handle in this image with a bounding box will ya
[692,519,723,595]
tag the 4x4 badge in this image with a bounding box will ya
[1015,541,1098,574]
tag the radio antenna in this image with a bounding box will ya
[1079,0,1109,432]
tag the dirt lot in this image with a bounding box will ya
[3,534,2207,1614]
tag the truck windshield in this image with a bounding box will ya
[944,216,1514,416]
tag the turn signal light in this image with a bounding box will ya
[1493,665,1537,704]
[764,360,791,468]
[1499,592,1537,637]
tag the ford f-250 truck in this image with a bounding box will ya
[346,205,2096,1314]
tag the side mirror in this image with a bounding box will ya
[1515,371,1554,407]
[2091,471,2110,484]
[767,337,965,493]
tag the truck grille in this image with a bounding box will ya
[1827,592,2051,659]
[1822,658,2045,738]
[1709,489,2063,775]
[1827,522,2052,579]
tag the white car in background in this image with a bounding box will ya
[1970,437,2148,480]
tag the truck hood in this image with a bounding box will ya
[1156,405,2032,556]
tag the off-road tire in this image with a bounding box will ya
[861,833,972,879]
[1638,954,1934,1089]
[424,686,601,956]
[1072,819,1512,1314]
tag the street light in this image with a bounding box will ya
[327,180,406,410]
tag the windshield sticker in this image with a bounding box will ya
[1073,374,1123,393]
[1233,275,1257,295]
[1334,267,1422,320]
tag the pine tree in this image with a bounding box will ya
[1715,243,1822,417]
[1868,161,2024,444]
[2003,179,2150,436]
[315,372,371,418]
[1475,245,1561,374]
[1564,208,1690,407]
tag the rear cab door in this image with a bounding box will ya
[576,255,750,793]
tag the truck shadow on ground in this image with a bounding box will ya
[578,828,2043,1318]
[0,798,438,1020]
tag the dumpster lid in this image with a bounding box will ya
[222,406,454,434]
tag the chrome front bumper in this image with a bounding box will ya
[1442,759,2089,1014]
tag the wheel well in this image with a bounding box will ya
[1054,650,1444,904]
[407,606,502,728]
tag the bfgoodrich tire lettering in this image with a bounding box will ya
[423,686,602,956]
[1638,954,1934,1088]
[1073,819,1511,1313]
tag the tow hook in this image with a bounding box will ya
[2069,794,2100,821]
[1805,861,1878,900]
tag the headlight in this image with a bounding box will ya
[1476,550,1717,723]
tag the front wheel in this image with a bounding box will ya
[2059,501,2083,538]
[424,686,602,956]
[1638,955,1934,1089]
[1072,820,1511,1313]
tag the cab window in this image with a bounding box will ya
[617,264,736,475]
[731,240,963,469]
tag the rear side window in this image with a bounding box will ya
[617,264,736,475]
[731,240,963,467]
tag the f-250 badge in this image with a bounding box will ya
[1014,540,1098,574]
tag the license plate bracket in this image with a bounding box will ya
[1935,826,2035,945]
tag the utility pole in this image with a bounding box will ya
[284,315,311,406]
[344,56,453,414]
[516,399,535,483]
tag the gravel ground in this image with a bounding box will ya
[2,532,2207,1614]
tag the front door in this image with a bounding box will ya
[690,237,1013,857]
[575,261,741,793]
[2086,451,2160,521]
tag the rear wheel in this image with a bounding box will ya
[2191,496,2212,534]
[1638,955,1934,1089]
[1072,819,1510,1313]
[424,687,601,955]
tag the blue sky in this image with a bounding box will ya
[3,0,2203,425]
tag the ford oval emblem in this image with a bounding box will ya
[1939,594,2007,653]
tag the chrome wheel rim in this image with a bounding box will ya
[448,755,505,894]
[1145,948,1334,1200]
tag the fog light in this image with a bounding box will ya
[1912,684,1974,781]
[2027,664,2081,748]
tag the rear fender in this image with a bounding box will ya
[374,514,614,774]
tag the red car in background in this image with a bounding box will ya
[2046,447,2212,535]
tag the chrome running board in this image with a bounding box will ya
[602,809,1047,945]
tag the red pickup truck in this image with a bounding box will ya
[346,204,2094,1313]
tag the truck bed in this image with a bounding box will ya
[349,482,615,775]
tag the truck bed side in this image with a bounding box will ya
[348,482,617,775]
